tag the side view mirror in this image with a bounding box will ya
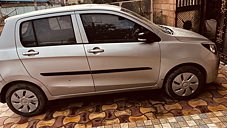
[138,32,148,42]
[137,31,161,43]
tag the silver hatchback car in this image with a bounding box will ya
[0,4,219,116]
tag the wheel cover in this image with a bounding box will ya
[11,89,39,113]
[172,72,199,97]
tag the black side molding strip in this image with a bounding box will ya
[40,67,152,76]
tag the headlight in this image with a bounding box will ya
[202,44,217,54]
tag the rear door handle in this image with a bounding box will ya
[88,47,104,54]
[23,50,39,56]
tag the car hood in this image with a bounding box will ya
[163,26,210,42]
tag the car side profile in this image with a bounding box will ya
[0,4,219,116]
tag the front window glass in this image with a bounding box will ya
[81,14,147,43]
[121,8,173,34]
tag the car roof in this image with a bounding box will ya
[6,4,121,22]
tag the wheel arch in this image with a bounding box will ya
[1,81,47,103]
[163,63,207,87]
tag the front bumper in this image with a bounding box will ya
[205,53,220,83]
[0,93,2,102]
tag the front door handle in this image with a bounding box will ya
[23,50,39,56]
[88,47,104,54]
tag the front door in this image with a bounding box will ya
[78,12,161,91]
[16,13,94,96]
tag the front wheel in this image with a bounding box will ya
[164,66,205,100]
[6,83,47,117]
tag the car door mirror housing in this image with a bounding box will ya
[138,31,161,43]
[138,32,147,42]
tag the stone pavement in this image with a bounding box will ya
[1,65,227,128]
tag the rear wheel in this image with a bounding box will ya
[165,66,204,99]
[6,82,47,117]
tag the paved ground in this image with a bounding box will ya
[1,65,227,128]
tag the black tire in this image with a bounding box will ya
[164,66,205,100]
[6,82,47,117]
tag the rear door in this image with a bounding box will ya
[15,12,94,96]
[77,11,161,91]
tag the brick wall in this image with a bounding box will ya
[153,0,176,26]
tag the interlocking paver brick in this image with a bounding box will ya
[188,100,207,108]
[221,110,227,116]
[97,126,105,128]
[145,125,154,128]
[151,119,160,125]
[206,123,218,128]
[145,113,155,120]
[89,112,106,120]
[137,127,145,128]
[169,122,180,127]
[210,117,221,123]
[182,108,201,115]
[217,90,227,96]
[102,104,118,111]
[136,121,144,127]
[203,118,213,124]
[222,121,227,126]
[191,114,201,120]
[129,116,147,122]
[103,118,120,126]
[206,113,216,118]
[221,83,227,88]
[128,122,137,128]
[167,117,176,123]
[161,123,171,128]
[183,116,193,121]
[155,113,174,119]
[53,109,70,118]
[120,123,129,128]
[198,124,209,128]
[198,92,212,98]
[115,109,131,117]
[144,120,152,126]
[198,114,209,119]
[175,116,185,122]
[217,116,227,121]
[3,117,20,125]
[153,124,162,128]
[36,119,55,127]
[104,125,113,128]
[186,120,197,126]
[213,97,227,103]
[215,122,226,127]
[140,107,155,114]
[194,119,205,125]
[164,103,182,111]
[63,115,80,124]
[178,121,189,127]
[113,123,121,128]
[159,118,168,124]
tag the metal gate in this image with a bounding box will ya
[216,0,227,62]
[176,0,202,33]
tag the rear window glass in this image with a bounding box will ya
[20,15,76,47]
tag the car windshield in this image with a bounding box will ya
[121,8,173,35]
